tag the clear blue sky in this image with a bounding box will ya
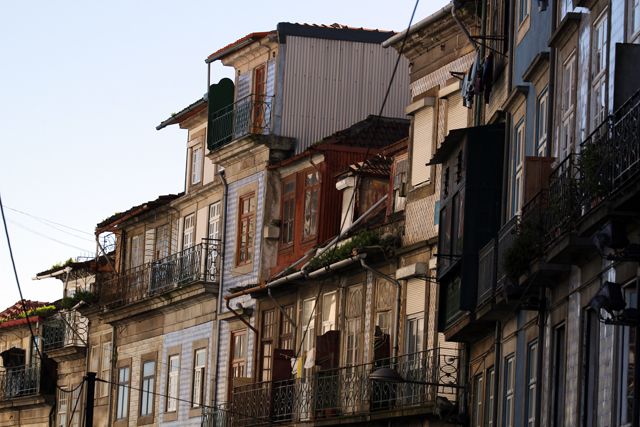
[0,0,449,309]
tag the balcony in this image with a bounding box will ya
[225,349,461,426]
[0,363,41,400]
[202,402,232,427]
[42,310,87,360]
[98,239,221,309]
[209,94,274,151]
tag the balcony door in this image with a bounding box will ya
[229,329,247,401]
[253,66,266,134]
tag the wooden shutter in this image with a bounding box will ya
[406,278,426,315]
[411,106,434,186]
[144,228,155,264]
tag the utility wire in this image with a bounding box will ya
[3,205,94,236]
[5,218,94,251]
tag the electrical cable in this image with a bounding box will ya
[3,205,94,236]
[5,218,94,251]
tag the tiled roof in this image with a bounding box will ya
[0,300,50,320]
[289,22,396,34]
[207,31,275,62]
[96,193,184,232]
[344,154,393,176]
[320,115,410,150]
[157,97,206,130]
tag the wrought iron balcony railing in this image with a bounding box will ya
[209,94,274,151]
[42,310,87,351]
[201,402,233,427]
[496,215,519,292]
[227,349,461,426]
[98,239,221,309]
[0,363,41,400]
[546,154,580,244]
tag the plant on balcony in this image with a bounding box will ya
[579,137,608,199]
[502,217,543,282]
[61,290,98,309]
[307,231,380,272]
[228,283,259,295]
[282,266,298,276]
[49,257,74,270]
[0,305,57,324]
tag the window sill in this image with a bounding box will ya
[164,411,179,422]
[516,15,531,46]
[189,406,204,418]
[137,415,154,426]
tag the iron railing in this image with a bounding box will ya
[42,310,87,351]
[202,402,233,427]
[546,154,579,244]
[98,240,221,309]
[232,381,272,427]
[269,349,461,424]
[496,215,519,292]
[209,94,274,151]
[0,363,41,399]
[521,189,547,252]
[477,239,497,307]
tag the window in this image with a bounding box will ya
[71,384,81,427]
[140,360,155,417]
[209,202,221,241]
[376,280,394,337]
[166,355,179,412]
[183,214,195,250]
[511,119,525,217]
[392,156,408,213]
[322,292,337,334]
[485,367,495,427]
[560,54,575,160]
[90,346,100,396]
[473,374,483,427]
[552,325,566,427]
[525,341,538,427]
[303,171,319,238]
[519,0,529,24]
[237,193,256,265]
[58,388,68,427]
[412,106,434,187]
[536,89,548,156]
[301,298,316,355]
[253,65,266,133]
[345,287,363,367]
[155,224,169,260]
[191,146,202,185]
[279,306,294,350]
[116,366,130,420]
[583,311,598,427]
[192,349,206,407]
[618,285,637,424]
[631,0,640,40]
[503,355,515,427]
[405,315,424,354]
[30,335,40,363]
[131,234,144,269]
[229,329,247,399]
[102,343,111,397]
[260,310,276,382]
[593,14,608,128]
[281,179,295,246]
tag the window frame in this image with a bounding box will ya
[536,88,548,157]
[344,286,364,368]
[485,367,495,427]
[236,192,256,266]
[321,291,337,334]
[551,324,566,427]
[208,201,221,241]
[229,329,247,401]
[115,362,131,425]
[302,170,320,241]
[191,145,203,186]
[260,309,276,382]
[279,305,295,350]
[101,342,112,398]
[58,386,68,427]
[525,340,538,427]
[280,177,296,249]
[130,233,144,269]
[138,352,157,425]
[618,282,637,425]
[592,12,608,129]
[155,224,169,260]
[190,341,208,415]
[165,348,181,420]
[182,214,195,251]
[503,354,515,427]
[473,373,483,427]
[511,118,525,217]
[630,0,640,42]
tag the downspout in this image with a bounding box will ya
[452,1,479,50]
[492,322,501,427]
[224,296,258,335]
[360,258,401,358]
[534,289,546,427]
[474,0,488,126]
[212,169,228,406]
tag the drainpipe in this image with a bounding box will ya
[452,1,479,50]
[492,322,501,427]
[212,169,228,406]
[534,289,545,427]
[359,258,401,358]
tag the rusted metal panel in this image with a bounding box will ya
[282,36,410,155]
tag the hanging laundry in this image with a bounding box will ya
[304,347,316,369]
[482,52,494,104]
[462,52,480,109]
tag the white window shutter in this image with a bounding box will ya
[411,107,434,186]
[144,228,155,264]
[406,278,426,315]
[447,93,467,134]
